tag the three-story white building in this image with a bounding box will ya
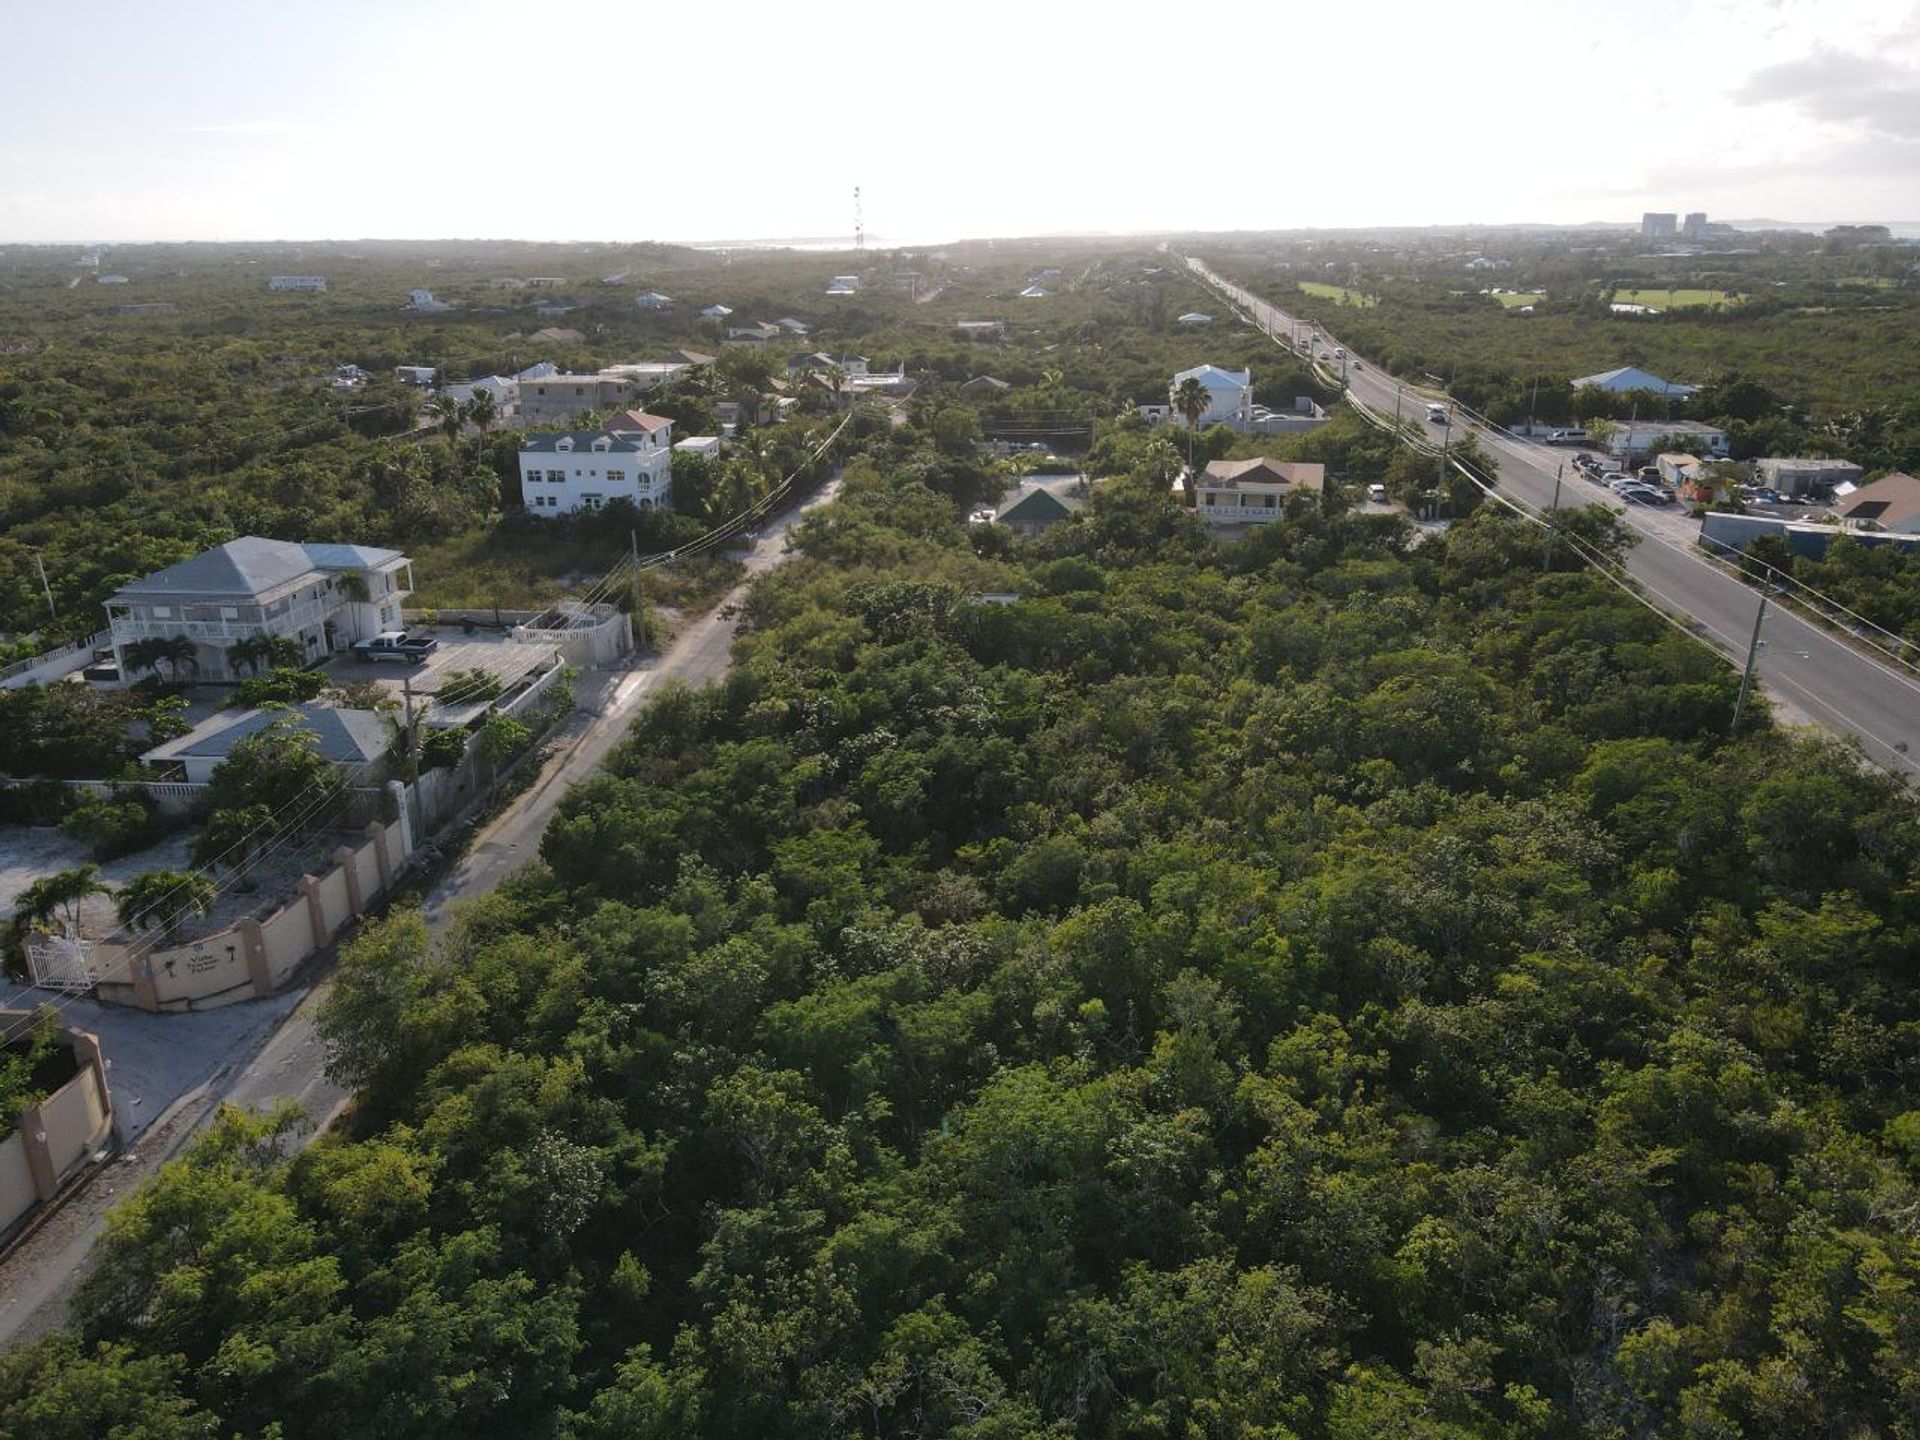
[518,411,674,516]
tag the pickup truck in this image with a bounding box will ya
[351,630,438,663]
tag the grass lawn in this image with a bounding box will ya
[1490,291,1546,308]
[1612,288,1744,308]
[1298,281,1378,307]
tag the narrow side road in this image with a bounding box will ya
[0,477,838,1350]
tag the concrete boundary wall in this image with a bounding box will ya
[94,790,414,1013]
[0,1016,114,1242]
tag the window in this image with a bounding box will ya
[153,605,172,618]
[1263,496,1276,509]
[220,606,239,619]
[581,493,603,511]
[548,470,565,484]
[606,469,624,484]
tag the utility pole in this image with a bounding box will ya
[31,551,56,624]
[1437,417,1451,519]
[1542,464,1563,571]
[1529,374,1540,435]
[401,670,419,768]
[1731,594,1768,734]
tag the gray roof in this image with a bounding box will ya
[520,431,656,454]
[115,538,404,601]
[144,705,392,766]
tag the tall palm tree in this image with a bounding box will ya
[226,635,266,677]
[116,869,218,944]
[160,635,200,684]
[122,636,170,679]
[465,387,498,435]
[425,394,463,443]
[14,865,111,936]
[1172,376,1210,470]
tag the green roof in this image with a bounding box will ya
[995,488,1082,525]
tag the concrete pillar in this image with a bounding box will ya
[130,953,159,1013]
[240,917,272,997]
[16,1101,58,1201]
[366,820,392,893]
[387,779,414,861]
[300,875,327,948]
[337,845,363,916]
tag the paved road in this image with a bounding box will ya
[1188,257,1920,779]
[0,479,838,1350]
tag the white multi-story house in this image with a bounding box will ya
[269,275,328,292]
[104,538,413,684]
[1169,364,1255,429]
[518,411,674,516]
[408,287,451,312]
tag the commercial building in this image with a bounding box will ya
[518,410,674,516]
[104,538,412,684]
[1755,457,1865,498]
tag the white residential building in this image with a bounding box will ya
[518,411,674,516]
[1169,364,1255,429]
[395,365,439,386]
[1603,420,1729,460]
[104,538,413,683]
[440,375,517,411]
[269,275,328,292]
[635,290,674,310]
[700,303,734,320]
[408,287,451,312]
[826,275,861,294]
[674,435,722,460]
[1572,365,1699,398]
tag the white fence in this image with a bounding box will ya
[0,630,111,690]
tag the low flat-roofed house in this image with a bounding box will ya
[1192,457,1325,526]
[775,317,810,335]
[1755,456,1865,498]
[1572,365,1699,398]
[725,321,780,344]
[634,290,674,310]
[700,303,734,320]
[1831,472,1920,533]
[826,275,861,295]
[105,538,412,683]
[674,435,722,460]
[395,365,439,386]
[1656,452,1704,487]
[529,327,586,345]
[142,705,393,783]
[1604,420,1729,460]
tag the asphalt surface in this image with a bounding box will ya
[1188,257,1920,780]
[0,479,839,1349]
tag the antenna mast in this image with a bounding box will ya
[854,185,865,252]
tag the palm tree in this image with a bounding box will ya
[824,365,848,410]
[425,394,464,443]
[122,636,171,680]
[336,572,371,604]
[1172,376,1210,470]
[465,388,497,435]
[14,865,111,937]
[116,869,218,944]
[161,635,200,683]
[226,635,267,677]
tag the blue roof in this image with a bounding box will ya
[520,431,655,454]
[115,538,402,600]
[146,705,393,766]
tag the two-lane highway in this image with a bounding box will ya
[1189,256,1920,779]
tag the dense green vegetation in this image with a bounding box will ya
[6,404,1920,1439]
[1201,234,1920,471]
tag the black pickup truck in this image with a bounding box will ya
[350,630,438,663]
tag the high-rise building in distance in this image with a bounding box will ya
[1642,213,1678,238]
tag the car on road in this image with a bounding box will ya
[351,630,438,663]
[1620,486,1673,506]
[1367,483,1388,503]
[1425,403,1449,424]
[1353,360,1363,371]
[1547,429,1590,445]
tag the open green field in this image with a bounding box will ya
[1490,291,1545,308]
[1612,287,1744,308]
[1297,281,1378,307]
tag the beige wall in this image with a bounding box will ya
[144,934,253,1008]
[352,844,382,902]
[40,1066,108,1176]
[315,868,352,935]
[0,1135,35,1235]
[262,902,312,987]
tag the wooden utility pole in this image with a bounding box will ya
[1732,594,1768,733]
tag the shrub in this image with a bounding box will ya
[230,667,328,708]
[58,792,165,859]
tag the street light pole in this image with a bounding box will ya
[1732,594,1769,734]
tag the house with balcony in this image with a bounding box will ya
[518,410,674,516]
[104,538,413,684]
[1190,457,1325,526]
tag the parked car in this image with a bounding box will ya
[1367,483,1388,503]
[1547,429,1590,445]
[351,630,438,663]
[1621,486,1673,507]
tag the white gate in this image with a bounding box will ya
[25,927,96,993]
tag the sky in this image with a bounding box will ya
[4,0,1917,244]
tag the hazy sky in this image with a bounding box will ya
[4,0,1916,244]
